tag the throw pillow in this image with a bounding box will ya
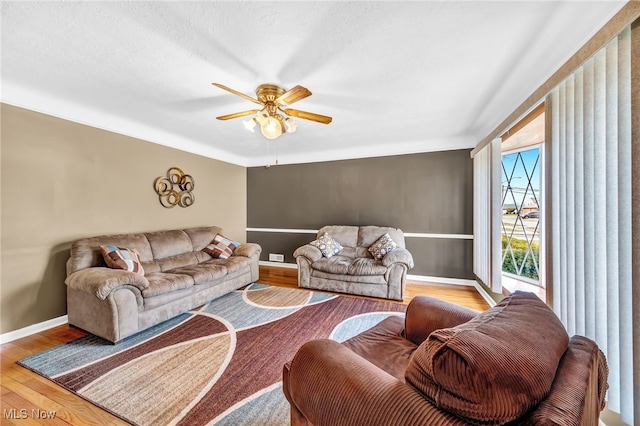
[309,232,343,258]
[405,291,569,424]
[367,233,397,260]
[203,234,240,259]
[100,245,145,275]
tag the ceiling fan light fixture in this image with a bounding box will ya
[284,117,297,133]
[255,110,269,126]
[261,116,283,140]
[243,118,257,132]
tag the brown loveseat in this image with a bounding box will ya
[293,225,413,301]
[65,226,261,343]
[283,292,608,425]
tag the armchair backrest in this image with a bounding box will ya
[520,335,608,425]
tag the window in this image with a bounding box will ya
[501,147,541,283]
[500,104,545,291]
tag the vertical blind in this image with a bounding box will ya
[549,26,634,423]
[473,139,502,294]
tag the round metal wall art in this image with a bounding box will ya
[154,167,195,208]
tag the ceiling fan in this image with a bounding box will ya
[212,83,332,139]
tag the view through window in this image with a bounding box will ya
[501,147,541,284]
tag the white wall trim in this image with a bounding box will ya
[406,274,476,286]
[404,232,473,240]
[0,315,69,345]
[248,227,318,234]
[248,227,473,239]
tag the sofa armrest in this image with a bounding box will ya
[382,247,414,268]
[293,244,322,263]
[404,296,479,345]
[286,339,463,426]
[233,242,262,258]
[65,267,149,300]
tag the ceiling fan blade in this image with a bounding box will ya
[276,85,312,106]
[216,109,260,120]
[283,108,332,125]
[212,83,263,106]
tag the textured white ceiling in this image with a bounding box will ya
[1,1,626,166]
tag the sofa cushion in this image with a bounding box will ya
[157,252,199,272]
[143,272,195,297]
[367,233,398,260]
[69,233,154,274]
[317,225,358,248]
[405,291,569,424]
[357,226,405,249]
[99,245,145,275]
[170,262,227,284]
[348,258,387,275]
[312,256,352,274]
[145,230,194,260]
[312,256,387,276]
[203,234,240,259]
[184,226,223,251]
[310,233,343,258]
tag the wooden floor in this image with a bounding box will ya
[0,265,489,425]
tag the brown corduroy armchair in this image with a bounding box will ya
[283,292,608,426]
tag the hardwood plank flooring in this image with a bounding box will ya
[0,265,489,425]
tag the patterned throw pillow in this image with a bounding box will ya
[310,232,344,258]
[203,234,240,259]
[367,233,398,260]
[99,245,145,275]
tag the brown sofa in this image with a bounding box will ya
[293,225,413,301]
[283,292,608,425]
[65,226,261,343]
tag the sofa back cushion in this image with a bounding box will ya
[145,230,198,272]
[67,226,225,275]
[68,233,154,274]
[357,226,405,250]
[405,291,569,424]
[317,226,358,248]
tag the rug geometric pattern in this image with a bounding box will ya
[18,284,406,425]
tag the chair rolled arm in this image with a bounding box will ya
[287,339,463,426]
[382,247,414,268]
[293,244,322,263]
[65,267,149,300]
[404,296,479,345]
[233,242,262,258]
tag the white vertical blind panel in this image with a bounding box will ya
[490,138,502,294]
[615,28,632,422]
[550,27,633,423]
[473,146,491,285]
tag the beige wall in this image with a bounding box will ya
[0,103,247,334]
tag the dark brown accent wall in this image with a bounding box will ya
[247,150,474,279]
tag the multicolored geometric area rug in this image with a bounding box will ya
[18,284,406,425]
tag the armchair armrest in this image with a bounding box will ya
[293,244,322,263]
[404,296,479,345]
[382,247,414,268]
[65,267,149,300]
[286,339,463,426]
[233,242,262,258]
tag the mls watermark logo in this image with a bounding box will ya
[3,408,57,420]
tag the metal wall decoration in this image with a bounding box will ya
[154,167,195,208]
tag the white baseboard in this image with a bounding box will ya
[0,315,68,345]
[406,274,476,286]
